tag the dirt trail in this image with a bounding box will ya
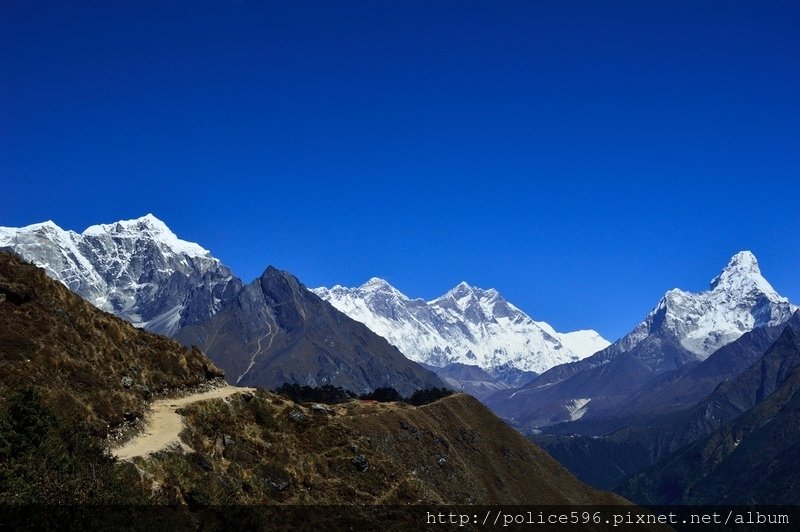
[113,385,256,460]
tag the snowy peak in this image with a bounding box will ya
[313,279,610,374]
[83,214,210,259]
[713,250,761,282]
[0,216,240,336]
[619,251,795,360]
[709,250,785,302]
[443,281,474,298]
[83,212,170,235]
[1,219,77,243]
[359,277,396,293]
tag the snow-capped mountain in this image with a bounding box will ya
[609,250,796,361]
[312,279,609,375]
[488,250,798,429]
[0,214,241,335]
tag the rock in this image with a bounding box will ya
[311,403,331,414]
[352,454,369,472]
[267,477,290,492]
[0,281,33,305]
[121,376,133,389]
[288,409,305,422]
[438,456,447,467]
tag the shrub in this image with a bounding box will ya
[406,387,454,406]
[0,389,146,504]
[274,383,356,404]
[359,387,403,403]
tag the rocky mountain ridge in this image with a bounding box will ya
[313,278,609,375]
[175,266,447,395]
[488,251,797,430]
[0,215,241,336]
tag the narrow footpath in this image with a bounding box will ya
[113,385,256,460]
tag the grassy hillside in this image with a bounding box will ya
[135,390,626,505]
[1,252,625,512]
[0,252,224,436]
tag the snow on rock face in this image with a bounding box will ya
[82,213,211,258]
[312,280,610,374]
[0,215,241,336]
[556,330,613,358]
[615,251,797,360]
[565,398,591,421]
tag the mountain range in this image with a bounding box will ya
[3,214,800,505]
[487,251,797,430]
[312,278,609,393]
[0,250,624,507]
[532,312,800,489]
[2,214,609,395]
[0,216,444,394]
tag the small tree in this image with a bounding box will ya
[359,387,403,403]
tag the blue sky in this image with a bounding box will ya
[2,1,799,341]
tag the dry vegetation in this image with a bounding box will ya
[1,252,624,512]
[0,252,224,437]
[135,390,625,506]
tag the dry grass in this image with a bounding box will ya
[0,252,626,508]
[137,390,626,505]
[0,252,224,437]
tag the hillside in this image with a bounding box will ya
[0,251,223,436]
[137,390,626,506]
[1,252,622,512]
[0,251,224,504]
[617,326,800,504]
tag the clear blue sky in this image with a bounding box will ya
[2,1,799,341]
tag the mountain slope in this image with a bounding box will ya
[0,251,623,509]
[0,215,241,336]
[489,251,796,430]
[313,279,609,375]
[176,267,447,396]
[0,251,225,504]
[532,311,800,490]
[617,323,800,504]
[140,390,627,506]
[0,251,224,436]
[600,318,794,424]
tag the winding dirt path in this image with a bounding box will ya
[112,385,256,460]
